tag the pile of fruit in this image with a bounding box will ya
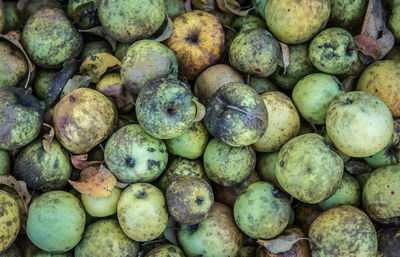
[1,0,400,256]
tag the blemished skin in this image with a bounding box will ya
[0,150,10,175]
[377,227,400,257]
[328,0,367,31]
[362,165,400,225]
[164,10,225,80]
[275,133,344,204]
[265,0,331,44]
[234,182,291,239]
[0,40,28,89]
[225,15,267,49]
[229,29,280,78]
[309,205,378,257]
[22,8,83,69]
[98,0,165,43]
[0,87,43,151]
[326,91,393,158]
[144,244,185,257]
[357,60,400,117]
[74,219,139,257]
[121,40,178,95]
[0,190,20,253]
[53,88,118,154]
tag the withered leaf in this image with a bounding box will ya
[153,13,173,42]
[220,0,254,16]
[0,32,34,89]
[345,161,373,175]
[257,233,309,254]
[0,175,31,206]
[79,26,117,52]
[60,75,92,99]
[70,154,104,170]
[191,0,215,11]
[116,181,130,189]
[341,76,357,92]
[68,165,117,197]
[278,42,290,75]
[42,123,55,154]
[80,52,121,83]
[70,2,96,22]
[185,0,192,11]
[99,83,133,108]
[45,59,80,108]
[192,97,206,122]
[163,216,178,245]
[354,35,381,59]
[16,0,29,14]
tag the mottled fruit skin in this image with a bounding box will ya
[276,133,344,203]
[253,92,300,152]
[105,124,168,183]
[214,171,260,208]
[165,122,210,159]
[178,202,243,257]
[98,0,165,43]
[309,205,377,257]
[0,87,43,150]
[164,0,185,19]
[23,0,62,20]
[364,129,400,169]
[136,78,197,139]
[256,227,311,257]
[22,8,83,68]
[256,151,281,188]
[271,43,315,90]
[265,0,330,44]
[204,82,268,147]
[225,15,267,49]
[0,244,22,257]
[27,191,86,253]
[53,88,118,154]
[377,227,400,257]
[33,69,57,100]
[229,29,280,78]
[326,91,393,157]
[294,204,323,234]
[292,73,346,124]
[3,1,22,33]
[204,139,255,187]
[329,0,367,30]
[194,64,243,104]
[318,172,360,210]
[145,244,185,257]
[157,158,208,193]
[81,41,112,62]
[0,150,10,175]
[357,60,400,117]
[74,219,139,257]
[0,0,4,33]
[117,183,168,242]
[385,45,400,60]
[362,165,400,225]
[167,176,214,225]
[0,41,28,89]
[67,0,97,30]
[121,40,178,95]
[14,139,71,191]
[0,190,20,253]
[234,182,291,239]
[249,77,278,94]
[81,187,122,217]
[309,27,358,74]
[164,10,225,80]
[238,246,256,257]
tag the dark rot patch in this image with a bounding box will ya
[288,8,291,11]
[391,191,395,195]
[346,98,352,104]
[137,191,147,199]
[255,68,261,72]
[189,223,199,233]
[125,158,135,168]
[195,196,203,205]
[280,160,284,167]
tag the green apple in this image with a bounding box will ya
[256,151,281,189]
[81,187,122,217]
[0,40,28,89]
[329,0,367,30]
[144,244,185,257]
[0,190,20,253]
[248,76,278,94]
[0,150,10,175]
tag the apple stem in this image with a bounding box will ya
[21,87,32,104]
[165,100,182,114]
[308,118,318,134]
[246,74,250,85]
[170,157,181,171]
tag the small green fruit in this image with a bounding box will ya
[328,0,367,30]
[32,69,57,100]
[0,40,28,89]
[0,190,20,253]
[145,244,185,257]
[3,1,22,33]
[81,187,122,217]
[248,77,278,94]
[256,151,281,188]
[0,150,10,175]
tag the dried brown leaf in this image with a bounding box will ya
[68,165,117,197]
[278,42,290,75]
[354,35,381,59]
[99,83,127,108]
[0,176,31,206]
[153,13,173,42]
[42,123,55,154]
[60,75,92,98]
[191,0,215,11]
[257,233,309,254]
[219,0,254,16]
[192,97,206,122]
[71,154,104,170]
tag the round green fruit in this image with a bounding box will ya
[14,139,71,191]
[329,0,367,30]
[204,138,255,187]
[265,0,330,44]
[104,124,168,183]
[292,73,346,124]
[81,41,112,61]
[253,91,300,152]
[167,176,214,225]
[364,130,400,169]
[326,91,393,157]
[0,190,20,253]
[32,69,57,100]
[22,8,83,68]
[74,219,139,257]
[178,202,243,257]
[362,165,400,225]
[0,0,4,33]
[309,205,377,257]
[0,150,10,175]
[98,0,165,43]
[53,88,118,154]
[164,0,185,19]
[248,77,278,94]
[23,0,62,20]
[0,87,43,150]
[318,172,361,210]
[309,27,358,74]
[256,151,281,188]
[3,2,22,33]
[204,82,268,147]
[27,191,85,253]
[276,133,344,203]
[67,0,97,30]
[234,181,291,239]
[229,28,280,78]
[145,244,185,257]
[81,187,122,217]
[117,183,168,242]
[121,40,178,95]
[0,39,28,89]
[225,15,266,49]
[136,78,198,139]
